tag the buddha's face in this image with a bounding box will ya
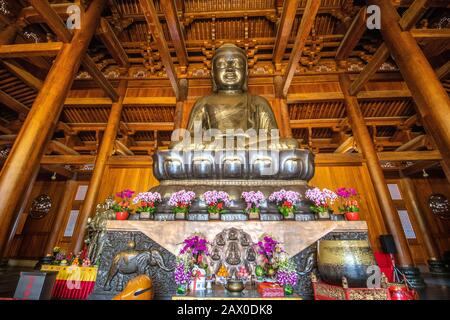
[213,53,246,91]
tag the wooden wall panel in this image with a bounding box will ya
[9,180,67,259]
[409,176,450,256]
[310,164,388,252]
[95,166,159,204]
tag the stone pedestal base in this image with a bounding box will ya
[397,266,426,289]
[428,259,450,274]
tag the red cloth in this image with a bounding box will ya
[51,280,96,300]
[374,252,394,283]
[257,282,284,297]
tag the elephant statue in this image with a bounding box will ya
[104,241,174,291]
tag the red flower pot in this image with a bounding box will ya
[345,211,360,221]
[116,211,129,220]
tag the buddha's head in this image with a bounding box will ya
[211,43,248,92]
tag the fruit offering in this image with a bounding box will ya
[236,266,249,279]
[216,265,229,278]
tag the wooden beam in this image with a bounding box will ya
[281,0,321,97]
[291,116,410,129]
[122,96,177,105]
[0,90,30,114]
[114,140,134,156]
[139,0,180,99]
[335,136,356,153]
[160,0,188,69]
[272,0,301,70]
[0,0,107,260]
[64,97,113,105]
[395,134,428,151]
[97,18,130,68]
[378,150,442,161]
[0,42,63,58]
[0,60,43,91]
[41,155,95,165]
[336,7,367,61]
[41,164,74,179]
[350,0,431,95]
[48,140,80,155]
[29,0,119,101]
[410,28,450,40]
[81,55,119,101]
[65,122,174,132]
[402,161,439,176]
[372,0,450,174]
[436,61,450,80]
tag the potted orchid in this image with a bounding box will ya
[336,187,360,221]
[305,187,337,219]
[202,190,231,219]
[254,235,284,279]
[168,190,196,219]
[275,255,299,296]
[133,191,162,220]
[112,189,135,220]
[268,189,300,219]
[174,254,193,295]
[242,191,265,220]
[179,234,209,292]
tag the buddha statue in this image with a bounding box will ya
[151,43,315,219]
[172,43,298,150]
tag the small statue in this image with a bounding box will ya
[85,197,116,265]
[104,241,174,291]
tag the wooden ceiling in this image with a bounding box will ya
[0,0,449,176]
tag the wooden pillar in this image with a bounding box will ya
[44,180,78,255]
[174,78,188,130]
[274,75,292,138]
[372,0,450,171]
[0,0,107,259]
[73,79,128,253]
[400,174,448,274]
[340,74,425,288]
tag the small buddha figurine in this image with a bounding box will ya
[173,43,297,150]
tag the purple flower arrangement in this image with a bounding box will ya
[305,187,337,213]
[241,191,265,213]
[168,190,196,214]
[133,191,161,214]
[202,190,231,214]
[275,257,298,287]
[268,189,300,217]
[174,260,193,287]
[255,235,283,261]
[180,234,209,267]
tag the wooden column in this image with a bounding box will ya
[73,79,128,253]
[274,75,292,138]
[0,0,107,259]
[400,175,448,273]
[340,74,414,266]
[44,180,78,255]
[371,0,450,171]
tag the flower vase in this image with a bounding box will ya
[139,211,152,220]
[316,210,330,220]
[176,284,188,295]
[284,285,294,296]
[174,207,189,220]
[208,210,220,220]
[279,207,295,220]
[345,211,360,221]
[248,208,260,220]
[115,211,129,220]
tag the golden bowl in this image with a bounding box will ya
[317,240,377,287]
[224,279,245,293]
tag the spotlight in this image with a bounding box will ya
[422,169,429,178]
[51,172,57,180]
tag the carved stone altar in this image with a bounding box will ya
[91,221,368,299]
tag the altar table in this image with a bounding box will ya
[40,265,98,300]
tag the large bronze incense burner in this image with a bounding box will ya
[151,44,315,216]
